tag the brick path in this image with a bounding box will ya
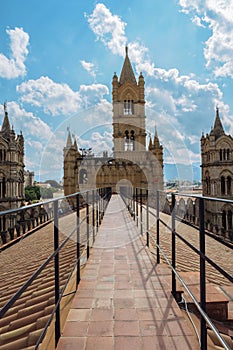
[56,195,199,350]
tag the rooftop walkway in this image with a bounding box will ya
[57,194,199,350]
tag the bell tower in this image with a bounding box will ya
[112,47,146,159]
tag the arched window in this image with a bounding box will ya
[124,130,129,151]
[219,149,222,161]
[227,149,230,160]
[227,176,231,195]
[221,176,225,195]
[129,130,135,151]
[79,169,88,184]
[124,100,134,115]
[228,210,232,230]
[205,172,210,195]
[223,149,226,160]
[222,210,226,230]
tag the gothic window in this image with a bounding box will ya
[0,149,6,162]
[124,130,130,151]
[227,149,230,160]
[219,149,222,161]
[227,176,232,195]
[79,169,88,184]
[221,176,225,195]
[124,130,135,151]
[222,210,226,230]
[129,130,135,151]
[223,149,225,160]
[124,100,134,115]
[228,210,232,230]
[205,172,210,195]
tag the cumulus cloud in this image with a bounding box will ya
[0,27,29,79]
[86,2,233,167]
[17,76,109,116]
[80,60,96,78]
[0,101,54,176]
[179,0,233,78]
[87,3,127,56]
[0,101,52,140]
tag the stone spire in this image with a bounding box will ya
[119,46,137,85]
[1,101,11,137]
[66,128,72,148]
[212,107,225,139]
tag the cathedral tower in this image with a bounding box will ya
[201,107,233,236]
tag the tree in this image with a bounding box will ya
[25,186,41,202]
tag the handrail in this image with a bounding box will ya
[0,187,112,350]
[121,187,232,350]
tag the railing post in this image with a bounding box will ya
[92,189,95,243]
[53,200,60,346]
[136,188,138,226]
[171,193,176,297]
[86,191,90,259]
[146,189,149,247]
[156,190,160,264]
[133,187,136,220]
[96,191,99,232]
[76,193,80,288]
[140,188,143,235]
[199,197,207,350]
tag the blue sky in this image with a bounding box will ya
[0,0,233,182]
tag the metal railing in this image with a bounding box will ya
[121,187,232,350]
[0,187,112,349]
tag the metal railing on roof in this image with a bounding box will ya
[121,187,232,350]
[0,187,112,349]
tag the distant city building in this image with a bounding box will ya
[63,47,164,199]
[0,103,25,230]
[201,107,233,236]
[24,170,35,187]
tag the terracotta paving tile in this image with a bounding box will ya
[139,320,167,336]
[115,281,133,290]
[92,297,113,309]
[56,337,86,350]
[94,289,114,298]
[114,308,138,320]
[168,335,200,349]
[114,289,134,298]
[67,309,91,322]
[78,280,96,290]
[165,319,194,336]
[114,320,140,336]
[62,321,89,337]
[114,297,135,309]
[136,307,163,321]
[96,282,114,290]
[115,274,131,282]
[71,297,93,309]
[141,335,173,349]
[135,297,159,308]
[86,336,114,350]
[114,336,142,350]
[75,289,94,298]
[90,309,114,321]
[88,321,113,336]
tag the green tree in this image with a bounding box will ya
[25,186,41,202]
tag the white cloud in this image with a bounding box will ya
[80,60,96,78]
[179,0,233,78]
[0,27,29,79]
[87,3,127,56]
[17,76,82,115]
[0,101,52,140]
[17,76,109,116]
